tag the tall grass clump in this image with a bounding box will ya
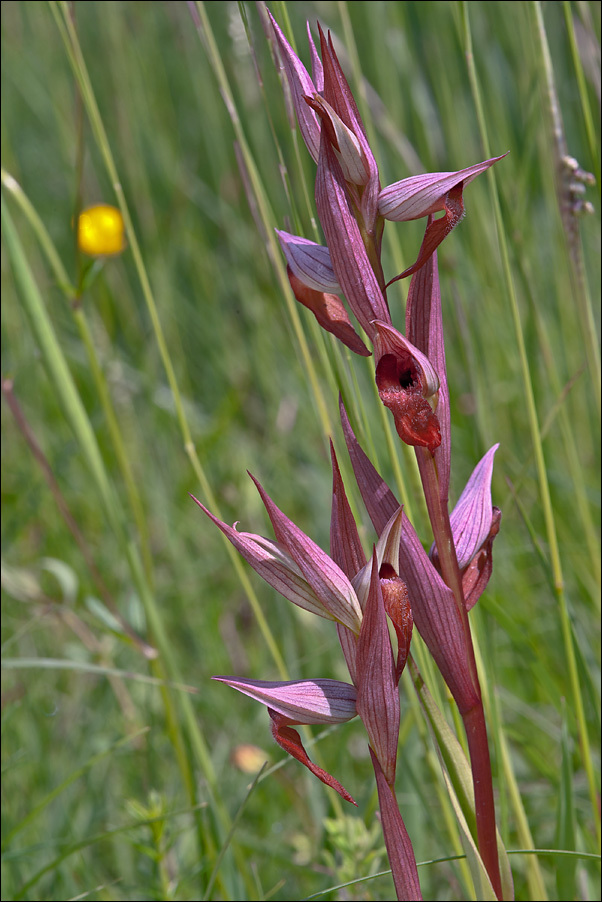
[1,2,600,900]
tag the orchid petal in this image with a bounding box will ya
[352,505,404,608]
[378,154,508,222]
[318,24,381,228]
[462,507,501,610]
[190,495,337,621]
[213,675,357,724]
[249,474,363,634]
[395,183,465,278]
[330,441,367,581]
[380,570,413,682]
[276,230,340,293]
[397,511,480,714]
[405,250,451,503]
[214,675,358,804]
[339,396,399,536]
[330,442,365,684]
[356,550,399,786]
[306,93,369,186]
[432,444,499,570]
[267,11,321,162]
[370,749,423,900]
[373,321,440,400]
[315,134,390,338]
[307,22,323,91]
[376,505,405,573]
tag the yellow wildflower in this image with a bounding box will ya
[77,204,126,257]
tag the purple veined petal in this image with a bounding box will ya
[378,154,508,221]
[375,505,404,572]
[370,749,423,900]
[213,675,358,724]
[305,93,369,186]
[462,506,501,610]
[267,10,321,163]
[307,21,323,91]
[316,135,391,338]
[329,441,366,581]
[393,186,465,280]
[317,24,381,229]
[190,495,340,622]
[248,474,363,633]
[330,442,366,685]
[380,571,413,684]
[318,23,369,144]
[405,250,451,505]
[397,510,479,715]
[276,230,340,293]
[270,710,357,805]
[356,550,399,787]
[435,444,499,570]
[339,395,399,536]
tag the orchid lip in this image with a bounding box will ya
[373,321,440,400]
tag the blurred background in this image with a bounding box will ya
[1,2,600,900]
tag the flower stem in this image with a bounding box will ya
[416,447,502,900]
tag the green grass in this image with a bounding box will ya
[1,2,600,899]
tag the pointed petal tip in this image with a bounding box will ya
[378,151,509,223]
[189,492,217,521]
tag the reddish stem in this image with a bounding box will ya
[463,701,502,898]
[416,448,503,900]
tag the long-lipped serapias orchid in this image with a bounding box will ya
[197,9,510,900]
